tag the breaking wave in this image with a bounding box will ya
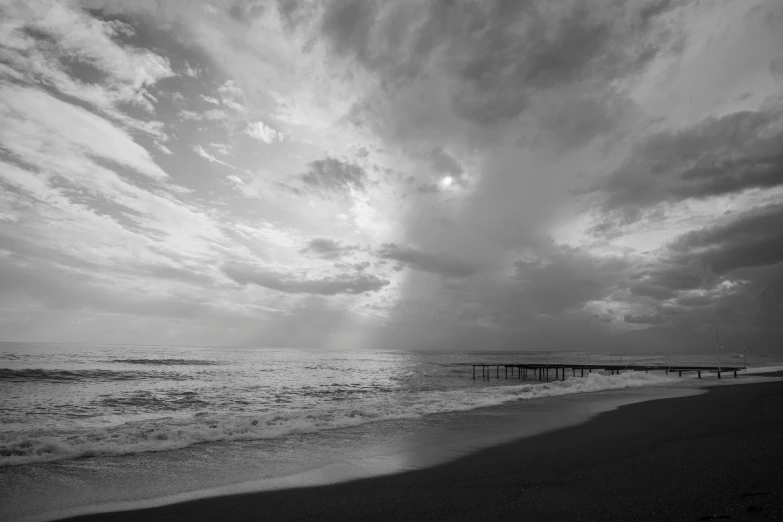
[0,368,189,383]
[109,358,219,366]
[0,371,673,466]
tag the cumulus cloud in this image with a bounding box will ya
[245,121,284,143]
[218,80,244,110]
[301,157,366,194]
[182,61,201,78]
[223,263,389,295]
[300,238,357,259]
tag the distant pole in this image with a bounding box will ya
[742,346,752,371]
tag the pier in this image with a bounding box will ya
[471,363,745,381]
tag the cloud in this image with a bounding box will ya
[223,263,389,295]
[509,248,629,317]
[630,282,676,300]
[153,141,174,155]
[0,1,173,136]
[424,148,463,178]
[301,238,357,259]
[610,202,783,338]
[378,243,479,278]
[209,143,231,155]
[337,261,371,272]
[245,121,284,143]
[192,145,235,169]
[640,260,718,293]
[4,0,783,352]
[181,109,228,121]
[624,313,665,325]
[218,80,244,110]
[0,84,168,181]
[595,108,783,221]
[669,203,783,275]
[301,157,367,194]
[311,0,677,127]
[182,61,201,78]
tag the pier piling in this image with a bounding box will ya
[469,362,742,381]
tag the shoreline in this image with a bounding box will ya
[57,372,783,522]
[10,379,703,522]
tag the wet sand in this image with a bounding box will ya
[62,375,783,522]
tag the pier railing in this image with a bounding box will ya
[471,363,745,382]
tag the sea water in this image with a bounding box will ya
[1,342,780,521]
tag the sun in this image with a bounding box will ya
[438,176,454,189]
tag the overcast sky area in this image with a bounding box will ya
[1,0,782,353]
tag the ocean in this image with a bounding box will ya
[2,342,780,521]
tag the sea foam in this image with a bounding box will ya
[0,371,672,466]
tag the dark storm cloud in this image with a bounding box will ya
[675,294,713,307]
[615,204,783,340]
[629,282,675,300]
[670,204,783,275]
[446,2,612,126]
[595,109,783,221]
[377,243,479,278]
[508,249,628,317]
[300,237,357,259]
[393,246,629,346]
[537,92,633,149]
[638,260,718,292]
[619,262,783,349]
[756,264,783,327]
[223,263,388,295]
[624,313,665,325]
[300,157,367,194]
[312,0,677,126]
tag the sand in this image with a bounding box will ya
[61,375,783,522]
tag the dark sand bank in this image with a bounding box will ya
[63,377,783,522]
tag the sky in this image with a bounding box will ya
[1,0,782,353]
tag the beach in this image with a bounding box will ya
[59,373,783,522]
[4,2,783,520]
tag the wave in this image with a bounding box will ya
[95,391,209,411]
[0,368,189,383]
[109,358,219,366]
[0,371,673,466]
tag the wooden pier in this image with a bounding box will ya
[471,363,745,381]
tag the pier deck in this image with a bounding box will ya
[471,363,745,381]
